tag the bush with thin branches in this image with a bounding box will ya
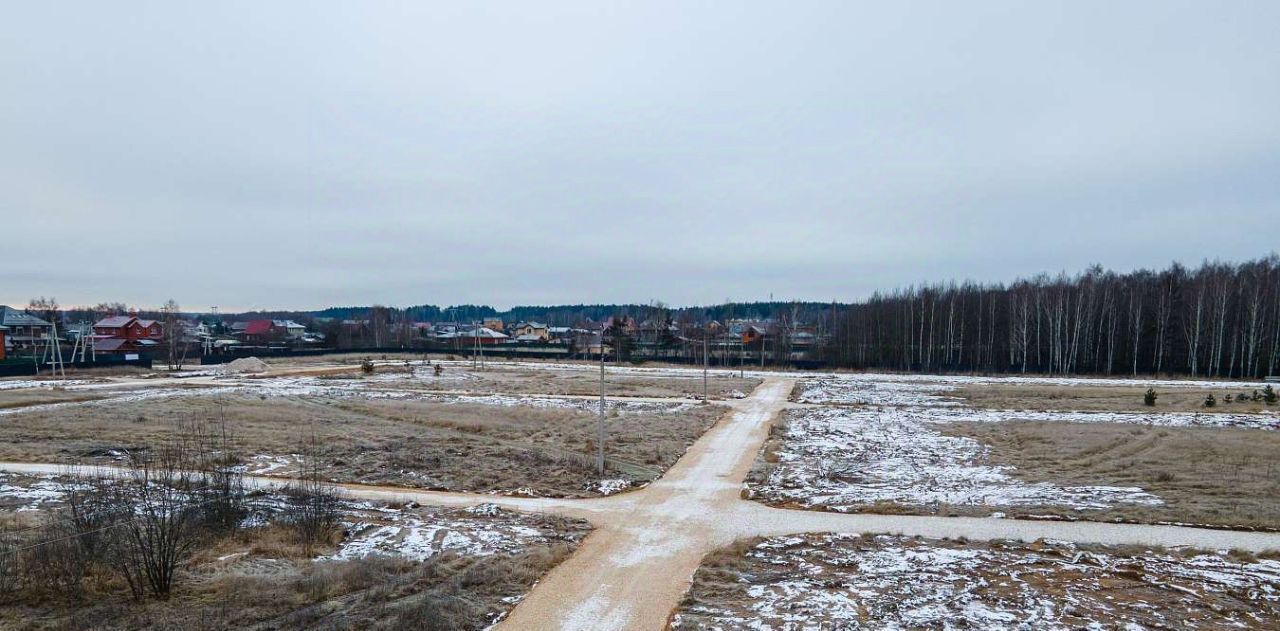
[281,436,341,547]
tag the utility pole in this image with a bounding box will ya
[739,333,745,379]
[703,326,709,403]
[43,316,65,378]
[597,324,607,475]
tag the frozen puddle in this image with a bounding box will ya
[751,406,1162,511]
[674,534,1280,630]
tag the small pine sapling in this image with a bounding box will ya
[1264,385,1278,405]
[1203,393,1217,408]
[1143,388,1158,407]
[1224,394,1234,404]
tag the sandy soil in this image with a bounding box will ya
[495,377,797,630]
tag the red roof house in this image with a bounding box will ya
[94,315,163,342]
[240,319,284,343]
[90,314,162,355]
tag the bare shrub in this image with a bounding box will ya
[108,442,207,599]
[185,406,246,535]
[281,436,341,546]
[22,529,87,599]
[0,529,21,601]
[63,474,128,563]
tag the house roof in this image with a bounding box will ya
[0,306,52,327]
[93,338,131,351]
[137,319,158,328]
[95,315,135,328]
[244,319,275,335]
[471,327,508,339]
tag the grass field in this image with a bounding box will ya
[0,473,589,631]
[939,420,1280,529]
[956,382,1275,414]
[0,393,727,497]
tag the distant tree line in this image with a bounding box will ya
[823,256,1280,378]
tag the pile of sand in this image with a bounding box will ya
[222,357,269,374]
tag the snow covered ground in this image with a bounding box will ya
[796,374,1280,429]
[0,379,100,391]
[0,471,586,564]
[0,372,692,418]
[674,533,1280,630]
[751,406,1162,512]
[0,472,73,511]
[325,501,584,562]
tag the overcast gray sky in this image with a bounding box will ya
[2,2,1277,311]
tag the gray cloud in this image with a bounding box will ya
[2,1,1278,310]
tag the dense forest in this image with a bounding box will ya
[824,256,1280,378]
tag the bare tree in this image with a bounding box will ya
[161,299,188,370]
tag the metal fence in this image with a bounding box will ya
[0,355,153,378]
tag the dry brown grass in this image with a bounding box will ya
[677,534,1280,629]
[957,383,1275,414]
[0,525,580,631]
[0,393,726,497]
[0,388,107,410]
[939,420,1280,529]
[422,365,759,400]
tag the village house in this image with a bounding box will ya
[467,326,509,345]
[0,325,7,360]
[91,313,163,355]
[240,319,284,343]
[741,325,768,348]
[0,306,55,352]
[275,320,307,339]
[93,314,163,341]
[511,321,549,342]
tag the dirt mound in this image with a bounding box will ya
[223,357,269,374]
